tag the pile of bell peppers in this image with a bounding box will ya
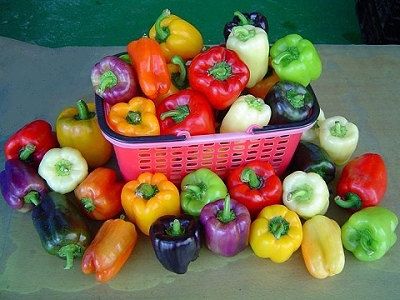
[0,8,398,284]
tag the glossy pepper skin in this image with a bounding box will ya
[302,215,345,279]
[149,9,203,62]
[32,192,91,270]
[249,204,303,263]
[127,37,171,100]
[226,160,282,219]
[150,215,201,274]
[0,159,47,212]
[82,218,138,282]
[223,11,269,41]
[180,168,228,217]
[247,67,280,99]
[56,99,112,168]
[4,120,58,166]
[157,89,216,136]
[121,172,181,235]
[188,46,250,110]
[335,153,387,210]
[200,196,251,257]
[265,81,316,125]
[74,168,123,220]
[341,207,398,261]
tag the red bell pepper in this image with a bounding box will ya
[157,89,216,136]
[4,120,58,166]
[334,153,387,210]
[188,46,249,110]
[226,161,282,218]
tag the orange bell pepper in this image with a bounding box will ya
[127,36,171,100]
[121,172,181,235]
[81,218,137,283]
[247,68,280,99]
[108,97,160,137]
[74,168,124,220]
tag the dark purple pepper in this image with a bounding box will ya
[223,11,269,41]
[0,159,47,212]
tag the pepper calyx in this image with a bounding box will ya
[136,183,159,200]
[208,61,232,81]
[269,216,289,239]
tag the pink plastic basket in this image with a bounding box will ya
[96,88,319,185]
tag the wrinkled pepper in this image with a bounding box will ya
[4,120,58,166]
[341,207,398,261]
[38,147,88,194]
[74,168,123,220]
[334,153,387,210]
[249,204,303,263]
[270,34,322,87]
[121,172,181,235]
[188,46,250,110]
[180,168,228,217]
[108,97,160,137]
[149,9,203,62]
[0,159,47,212]
[32,191,91,270]
[301,108,325,144]
[247,66,280,99]
[226,160,282,218]
[82,217,138,282]
[150,215,201,274]
[200,196,251,257]
[56,99,112,168]
[127,36,171,100]
[302,215,345,279]
[223,11,269,41]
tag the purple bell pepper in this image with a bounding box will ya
[200,195,251,257]
[91,55,138,105]
[0,159,47,212]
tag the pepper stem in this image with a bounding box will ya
[269,216,289,239]
[217,195,236,223]
[75,99,95,120]
[244,95,264,111]
[334,193,362,209]
[233,11,251,26]
[136,183,159,200]
[118,54,131,64]
[232,26,256,42]
[19,144,36,161]
[208,61,232,81]
[23,191,40,206]
[98,70,118,94]
[155,9,171,43]
[160,105,190,123]
[126,111,142,125]
[55,159,73,176]
[272,47,300,66]
[81,197,95,212]
[330,121,348,138]
[166,219,185,237]
[58,244,83,270]
[171,55,188,89]
[286,89,305,108]
[359,230,375,256]
[287,185,313,202]
[240,168,262,189]
[183,183,206,196]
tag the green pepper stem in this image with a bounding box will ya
[269,216,289,239]
[240,168,262,189]
[183,184,202,195]
[232,26,256,42]
[287,185,312,202]
[244,95,264,111]
[98,70,118,94]
[75,99,94,120]
[208,61,232,81]
[58,244,83,270]
[171,55,187,89]
[330,121,348,138]
[23,191,40,206]
[155,9,171,43]
[55,159,72,176]
[136,183,159,200]
[118,54,131,64]
[233,11,251,26]
[166,219,185,237]
[286,89,305,108]
[217,195,236,223]
[160,105,190,123]
[334,193,362,209]
[272,47,300,65]
[81,197,95,212]
[126,111,142,125]
[359,230,375,256]
[19,143,36,161]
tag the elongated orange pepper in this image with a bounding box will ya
[121,172,180,235]
[108,97,160,137]
[81,218,137,283]
[127,37,171,100]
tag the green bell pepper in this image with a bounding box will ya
[270,34,322,87]
[341,207,398,261]
[180,168,228,217]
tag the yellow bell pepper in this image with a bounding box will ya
[249,205,302,263]
[121,172,181,235]
[301,215,345,279]
[149,9,203,62]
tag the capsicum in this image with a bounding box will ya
[226,24,269,88]
[32,191,91,270]
[223,11,269,41]
[157,89,216,136]
[249,204,302,263]
[149,9,203,62]
[38,147,88,194]
[0,159,47,212]
[341,207,398,261]
[180,168,228,217]
[4,120,58,166]
[150,215,201,274]
[56,99,112,168]
[82,217,138,282]
[219,95,271,133]
[301,215,345,279]
[270,34,322,87]
[121,172,181,235]
[108,96,160,137]
[74,167,123,220]
[282,171,329,219]
[319,116,359,165]
[334,153,387,210]
[188,46,250,110]
[226,160,282,218]
[200,196,251,257]
[247,66,280,99]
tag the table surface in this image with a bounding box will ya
[0,37,399,299]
